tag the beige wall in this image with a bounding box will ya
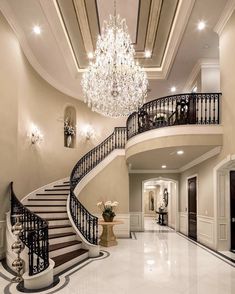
[78,156,129,214]
[129,173,180,212]
[179,10,235,219]
[0,12,125,220]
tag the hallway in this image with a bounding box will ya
[1,223,234,294]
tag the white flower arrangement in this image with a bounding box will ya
[64,118,76,136]
[97,200,119,218]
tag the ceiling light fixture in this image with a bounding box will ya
[171,86,176,93]
[197,21,206,31]
[162,165,167,169]
[87,52,94,59]
[33,25,41,35]
[177,150,184,155]
[81,0,148,117]
[145,50,151,58]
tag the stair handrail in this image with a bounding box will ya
[126,92,221,140]
[10,182,49,276]
[70,127,126,245]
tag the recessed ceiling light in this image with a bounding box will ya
[197,21,206,31]
[87,52,94,59]
[33,25,41,35]
[162,165,167,169]
[171,86,176,93]
[177,150,184,155]
[145,50,151,58]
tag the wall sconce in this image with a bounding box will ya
[83,125,95,140]
[30,124,43,144]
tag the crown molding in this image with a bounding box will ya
[184,58,220,92]
[214,0,235,36]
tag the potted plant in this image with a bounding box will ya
[97,201,119,222]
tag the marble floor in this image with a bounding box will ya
[0,218,234,294]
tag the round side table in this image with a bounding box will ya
[98,220,123,247]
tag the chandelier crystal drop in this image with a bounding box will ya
[81,14,148,117]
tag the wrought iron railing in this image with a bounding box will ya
[10,182,49,276]
[70,127,127,245]
[126,93,221,140]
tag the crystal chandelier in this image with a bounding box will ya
[81,2,148,117]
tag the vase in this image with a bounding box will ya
[102,213,114,222]
[66,135,72,148]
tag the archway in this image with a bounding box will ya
[142,177,179,231]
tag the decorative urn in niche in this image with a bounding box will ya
[64,118,76,148]
[66,135,72,148]
[97,201,119,222]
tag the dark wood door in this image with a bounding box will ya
[188,177,197,240]
[230,171,235,251]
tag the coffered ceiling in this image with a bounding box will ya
[0,0,228,102]
[56,0,178,69]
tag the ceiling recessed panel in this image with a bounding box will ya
[97,0,139,43]
[55,0,180,70]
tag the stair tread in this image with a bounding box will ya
[54,184,70,187]
[45,189,70,191]
[63,181,70,184]
[36,211,67,213]
[26,204,66,207]
[28,199,67,201]
[49,240,81,252]
[49,232,76,239]
[36,193,68,196]
[48,224,71,229]
[52,249,88,268]
[45,217,69,221]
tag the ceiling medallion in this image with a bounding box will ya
[81,1,148,117]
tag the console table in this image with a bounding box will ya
[156,211,168,226]
[98,220,123,247]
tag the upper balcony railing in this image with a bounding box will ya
[126,93,221,140]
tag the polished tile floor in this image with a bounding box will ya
[1,217,234,294]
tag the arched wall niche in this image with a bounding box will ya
[64,105,76,148]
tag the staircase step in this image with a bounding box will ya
[36,193,69,196]
[28,199,67,201]
[63,181,70,184]
[48,224,73,235]
[52,249,89,275]
[49,240,81,252]
[49,232,77,245]
[54,184,70,188]
[45,217,70,226]
[45,188,70,192]
[45,217,69,221]
[49,224,71,230]
[26,204,66,207]
[36,210,67,213]
[35,195,67,200]
[25,206,67,212]
[36,211,68,218]
[49,232,76,240]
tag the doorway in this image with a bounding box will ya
[142,178,178,231]
[188,176,197,240]
[230,171,235,252]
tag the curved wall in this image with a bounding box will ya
[0,11,125,220]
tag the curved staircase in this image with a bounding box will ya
[23,180,89,276]
[6,93,221,290]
